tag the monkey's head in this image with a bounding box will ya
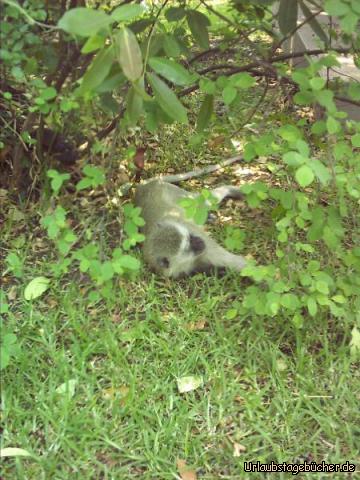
[144,220,206,278]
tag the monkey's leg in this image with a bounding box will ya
[210,185,243,203]
[201,236,247,272]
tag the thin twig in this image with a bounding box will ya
[272,8,324,53]
[1,0,58,30]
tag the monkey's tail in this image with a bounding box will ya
[158,154,243,183]
[118,154,243,196]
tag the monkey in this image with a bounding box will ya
[134,155,247,278]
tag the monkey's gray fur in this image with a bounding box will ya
[135,179,247,278]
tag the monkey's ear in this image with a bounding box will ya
[189,235,205,255]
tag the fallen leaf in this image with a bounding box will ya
[102,385,130,406]
[134,147,146,170]
[47,298,58,308]
[177,458,197,480]
[177,376,203,393]
[24,276,50,301]
[276,358,287,372]
[186,320,206,331]
[233,442,246,457]
[112,313,121,323]
[0,447,31,457]
[117,172,130,185]
[56,379,77,398]
[8,286,17,301]
[208,135,225,148]
[350,326,360,360]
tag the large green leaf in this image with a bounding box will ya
[24,277,50,301]
[324,0,350,16]
[148,57,194,86]
[278,0,298,35]
[222,85,237,105]
[147,72,188,124]
[112,4,144,22]
[295,164,315,187]
[165,7,186,22]
[94,72,126,93]
[299,0,328,44]
[186,10,210,50]
[231,72,256,89]
[126,81,144,125]
[81,34,106,54]
[77,46,114,95]
[115,27,143,81]
[310,159,331,185]
[58,8,113,37]
[196,95,214,132]
[163,34,181,58]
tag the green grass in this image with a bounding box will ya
[2,264,359,478]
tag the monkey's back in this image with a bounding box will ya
[134,180,191,235]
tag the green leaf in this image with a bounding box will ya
[222,85,237,105]
[324,0,350,16]
[41,87,57,100]
[186,10,210,49]
[309,77,326,91]
[0,348,10,370]
[76,178,93,191]
[292,70,310,88]
[196,95,214,132]
[77,46,114,94]
[295,165,315,187]
[231,72,256,89]
[82,165,105,186]
[278,0,298,35]
[114,255,140,271]
[126,84,143,125]
[81,34,105,54]
[315,280,329,294]
[163,34,181,57]
[283,151,305,167]
[311,120,326,135]
[148,57,194,86]
[24,277,50,300]
[193,208,208,225]
[351,0,360,14]
[100,262,114,282]
[58,8,113,37]
[294,91,313,105]
[310,159,330,185]
[5,252,23,277]
[112,4,144,22]
[165,7,186,21]
[199,78,216,95]
[348,83,360,101]
[278,125,302,142]
[317,89,336,112]
[147,72,188,124]
[129,18,153,34]
[307,297,318,317]
[225,308,238,320]
[95,72,126,93]
[326,116,340,134]
[115,27,143,82]
[351,133,360,147]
